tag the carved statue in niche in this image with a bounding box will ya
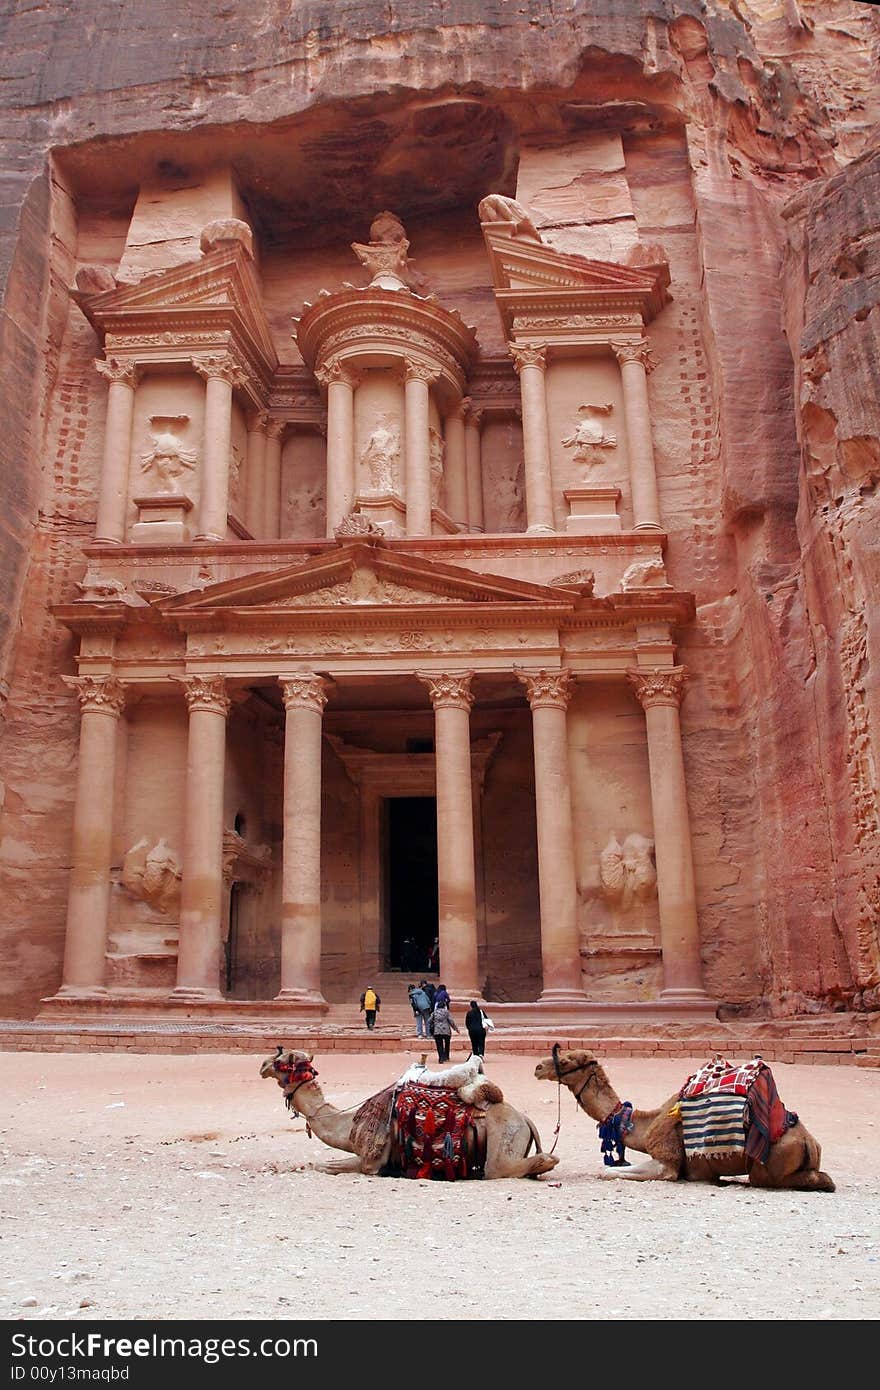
[121,837,182,914]
[599,833,657,910]
[620,559,670,590]
[229,443,244,505]
[477,194,541,242]
[139,416,197,488]
[429,427,445,508]
[286,477,325,534]
[351,212,430,294]
[360,414,401,493]
[562,404,617,467]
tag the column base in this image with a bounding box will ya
[660,986,715,1003]
[526,524,555,536]
[50,984,109,1000]
[538,986,588,1004]
[274,988,329,1009]
[171,985,224,1002]
[634,521,664,532]
[194,532,225,544]
[92,537,124,547]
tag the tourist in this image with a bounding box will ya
[465,1000,494,1058]
[434,982,450,1009]
[359,984,380,1030]
[421,978,436,1009]
[428,936,440,973]
[408,982,432,1038]
[430,999,459,1063]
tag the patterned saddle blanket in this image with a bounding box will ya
[677,1056,797,1165]
[391,1083,484,1181]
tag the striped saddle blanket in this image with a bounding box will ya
[677,1056,797,1164]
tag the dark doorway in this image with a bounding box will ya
[386,797,438,972]
[225,882,243,995]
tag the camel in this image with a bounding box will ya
[261,1049,559,1179]
[534,1049,835,1191]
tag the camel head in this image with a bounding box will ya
[259,1047,317,1089]
[534,1046,604,1092]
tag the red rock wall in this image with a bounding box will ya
[1,0,879,1016]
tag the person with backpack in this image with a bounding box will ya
[359,985,380,1030]
[421,979,436,1010]
[408,983,432,1038]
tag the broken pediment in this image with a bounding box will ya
[71,238,277,375]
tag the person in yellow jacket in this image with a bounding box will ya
[359,985,381,1031]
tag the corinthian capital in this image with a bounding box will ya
[193,353,241,387]
[463,398,483,430]
[246,409,269,433]
[404,361,439,386]
[509,344,547,374]
[627,665,688,709]
[610,338,655,372]
[417,671,475,711]
[177,675,231,716]
[279,673,330,713]
[515,667,574,710]
[94,357,140,388]
[62,675,126,717]
[314,357,357,390]
[265,418,287,442]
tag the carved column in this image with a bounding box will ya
[443,400,469,529]
[404,362,437,537]
[263,419,285,539]
[57,677,126,994]
[517,669,584,1000]
[278,674,329,1004]
[628,667,706,997]
[174,676,230,999]
[194,354,239,542]
[245,410,268,539]
[510,345,555,534]
[418,672,479,1000]
[463,400,484,532]
[317,358,356,537]
[611,339,662,531]
[94,359,139,545]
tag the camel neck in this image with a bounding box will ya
[287,1081,357,1154]
[563,1067,661,1156]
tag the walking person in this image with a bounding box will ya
[465,1000,494,1058]
[408,982,432,1038]
[434,982,450,1009]
[421,978,436,1010]
[431,999,459,1063]
[359,984,380,1031]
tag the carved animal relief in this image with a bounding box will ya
[139,417,197,488]
[562,404,617,468]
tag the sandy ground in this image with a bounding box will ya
[1,1049,879,1322]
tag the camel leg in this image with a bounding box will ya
[484,1150,560,1180]
[749,1165,836,1193]
[598,1158,679,1181]
[316,1155,365,1174]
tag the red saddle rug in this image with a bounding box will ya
[392,1083,484,1181]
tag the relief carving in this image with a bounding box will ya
[333,510,384,541]
[351,211,429,294]
[120,837,182,914]
[477,194,541,242]
[599,833,657,910]
[562,404,617,467]
[551,569,595,594]
[429,427,445,508]
[361,414,401,493]
[139,416,197,487]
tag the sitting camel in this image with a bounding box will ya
[261,1049,559,1179]
[534,1048,835,1191]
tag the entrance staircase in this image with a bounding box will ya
[324,971,436,1031]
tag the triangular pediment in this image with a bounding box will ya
[158,542,579,617]
[73,243,277,371]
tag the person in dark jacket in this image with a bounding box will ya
[421,979,436,1010]
[434,983,450,1009]
[408,983,432,1038]
[359,985,380,1030]
[465,1000,488,1058]
[430,1002,459,1063]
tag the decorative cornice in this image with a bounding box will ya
[314,357,358,390]
[280,673,330,713]
[611,338,655,372]
[627,665,688,709]
[509,344,547,374]
[405,361,439,386]
[417,670,475,711]
[62,675,126,717]
[94,357,140,388]
[177,674,231,716]
[515,667,574,710]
